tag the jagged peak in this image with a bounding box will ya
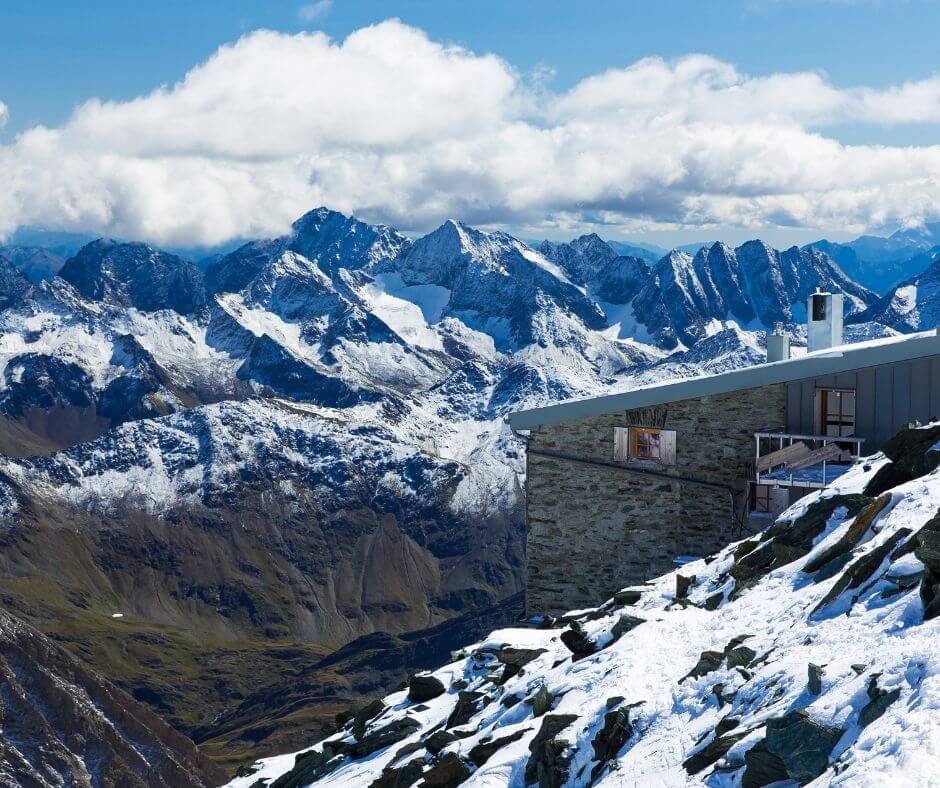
[737,238,776,257]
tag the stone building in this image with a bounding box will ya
[509,292,940,614]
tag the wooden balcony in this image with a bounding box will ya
[754,430,864,489]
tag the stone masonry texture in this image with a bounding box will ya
[525,384,788,614]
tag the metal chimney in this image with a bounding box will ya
[807,289,844,353]
[766,322,790,362]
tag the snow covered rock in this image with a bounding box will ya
[205,207,409,295]
[389,220,606,349]
[850,253,940,333]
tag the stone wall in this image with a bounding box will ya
[525,384,787,614]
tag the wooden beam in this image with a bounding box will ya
[787,442,844,471]
[757,441,810,472]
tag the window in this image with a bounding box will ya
[632,428,662,460]
[819,389,855,438]
[614,427,676,464]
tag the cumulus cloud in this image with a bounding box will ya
[1,19,940,245]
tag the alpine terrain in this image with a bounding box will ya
[0,206,920,782]
[234,424,940,787]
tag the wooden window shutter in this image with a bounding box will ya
[659,430,677,465]
[614,427,630,462]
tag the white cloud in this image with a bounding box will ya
[298,1,333,23]
[0,100,7,130]
[1,20,940,246]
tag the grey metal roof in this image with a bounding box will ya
[507,329,940,431]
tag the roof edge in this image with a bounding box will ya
[508,330,940,431]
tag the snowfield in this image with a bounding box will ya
[230,433,940,787]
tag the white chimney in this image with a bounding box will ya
[767,322,790,362]
[807,289,843,353]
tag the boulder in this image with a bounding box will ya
[560,624,596,660]
[408,674,446,703]
[501,693,522,709]
[531,685,554,718]
[368,758,425,788]
[681,650,724,682]
[348,717,422,759]
[496,647,547,683]
[859,675,901,727]
[590,706,634,780]
[772,495,872,553]
[803,493,892,575]
[609,614,645,645]
[704,592,725,611]
[612,588,644,606]
[524,714,579,788]
[808,663,824,696]
[813,528,913,616]
[863,424,940,496]
[675,574,695,600]
[350,699,386,738]
[446,691,484,729]
[742,741,789,788]
[683,730,749,775]
[915,510,940,619]
[726,646,756,670]
[467,729,527,767]
[421,753,470,787]
[764,710,844,784]
[270,741,347,788]
[425,729,456,756]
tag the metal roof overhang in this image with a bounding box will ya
[507,329,940,431]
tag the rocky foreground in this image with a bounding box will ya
[232,425,940,786]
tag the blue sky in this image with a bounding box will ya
[4,0,938,140]
[2,1,940,248]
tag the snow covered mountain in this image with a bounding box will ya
[0,205,900,774]
[850,252,940,334]
[541,236,877,349]
[234,423,940,787]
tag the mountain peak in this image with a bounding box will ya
[58,239,206,314]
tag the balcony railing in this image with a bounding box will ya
[754,430,865,489]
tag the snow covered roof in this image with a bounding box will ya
[508,328,940,430]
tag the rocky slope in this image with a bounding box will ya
[0,604,223,787]
[233,424,940,787]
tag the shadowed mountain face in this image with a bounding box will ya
[0,605,223,787]
[59,239,207,314]
[0,254,34,310]
[0,245,65,283]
